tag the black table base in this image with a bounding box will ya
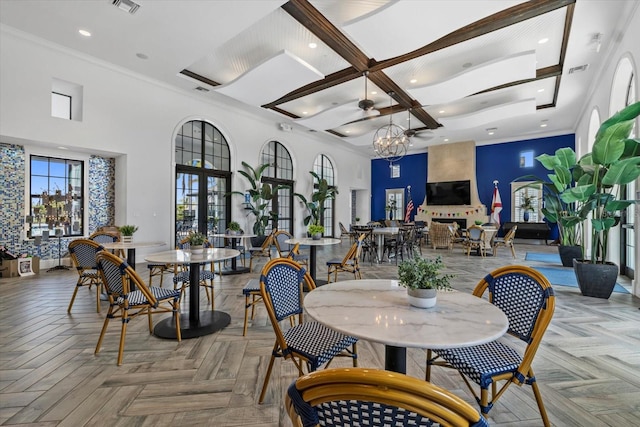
[217,266,251,275]
[385,345,407,374]
[154,311,231,339]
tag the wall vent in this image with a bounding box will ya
[112,0,140,14]
[194,86,210,92]
[568,64,589,74]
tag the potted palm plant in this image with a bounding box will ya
[294,171,339,229]
[226,221,242,235]
[519,195,535,222]
[561,101,640,298]
[118,225,138,243]
[230,162,285,246]
[398,255,453,308]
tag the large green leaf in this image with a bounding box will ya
[561,184,595,203]
[596,101,640,138]
[601,156,640,186]
[592,121,631,165]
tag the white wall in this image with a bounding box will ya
[572,5,640,296]
[0,29,372,257]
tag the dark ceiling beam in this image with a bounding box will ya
[473,65,562,95]
[179,69,220,87]
[282,0,370,72]
[552,3,575,107]
[370,0,576,72]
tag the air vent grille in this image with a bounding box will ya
[112,0,140,14]
[568,64,589,74]
[195,86,210,92]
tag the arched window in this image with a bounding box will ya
[313,154,336,237]
[261,141,294,234]
[175,120,231,244]
[587,108,600,152]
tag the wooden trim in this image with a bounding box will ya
[179,69,220,87]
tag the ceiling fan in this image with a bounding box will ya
[358,71,376,112]
[404,109,434,140]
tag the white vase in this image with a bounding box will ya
[407,288,437,308]
[190,245,204,254]
[122,235,133,243]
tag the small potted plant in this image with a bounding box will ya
[118,225,138,243]
[308,224,324,240]
[355,217,361,224]
[520,195,535,222]
[227,221,242,235]
[398,255,453,308]
[474,220,484,226]
[187,231,207,253]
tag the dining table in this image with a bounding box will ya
[210,233,255,274]
[101,240,165,270]
[303,279,509,373]
[145,248,239,339]
[284,237,341,286]
[372,227,399,262]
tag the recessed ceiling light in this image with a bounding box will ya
[410,79,417,84]
[371,91,377,95]
[540,122,548,128]
[538,37,549,44]
[439,110,445,114]
[302,111,308,115]
[308,42,317,49]
[136,53,148,60]
[78,29,91,37]
[486,127,497,135]
[444,138,449,142]
[537,88,545,92]
[345,130,351,133]
[57,146,68,150]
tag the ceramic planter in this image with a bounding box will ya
[190,245,204,254]
[573,259,618,299]
[558,245,582,267]
[122,236,133,243]
[407,288,437,308]
[312,233,322,240]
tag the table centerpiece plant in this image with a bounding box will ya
[118,225,138,243]
[187,231,207,253]
[308,224,324,240]
[398,255,453,308]
[227,221,242,235]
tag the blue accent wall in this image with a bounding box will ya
[371,134,575,234]
[372,153,427,221]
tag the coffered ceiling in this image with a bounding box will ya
[1,0,637,154]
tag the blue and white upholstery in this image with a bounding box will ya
[426,266,555,426]
[95,251,181,366]
[286,368,488,427]
[68,239,105,313]
[258,258,358,404]
[241,278,261,336]
[172,239,216,310]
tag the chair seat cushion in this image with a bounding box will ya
[326,259,355,267]
[172,270,216,284]
[242,279,260,295]
[80,270,100,279]
[116,286,181,305]
[435,341,522,388]
[283,322,357,370]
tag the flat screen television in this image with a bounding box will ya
[426,180,471,205]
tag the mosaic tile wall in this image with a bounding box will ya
[0,144,115,266]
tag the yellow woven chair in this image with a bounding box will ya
[286,367,488,427]
[68,239,105,313]
[426,265,555,426]
[258,258,358,403]
[248,232,274,272]
[94,251,182,366]
[428,222,453,250]
[326,233,365,283]
[492,225,518,258]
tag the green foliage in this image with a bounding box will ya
[230,162,285,236]
[227,221,241,232]
[187,231,207,246]
[294,171,339,226]
[308,224,324,235]
[398,255,453,290]
[520,195,535,212]
[474,220,484,225]
[118,225,138,236]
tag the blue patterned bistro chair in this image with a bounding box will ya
[172,238,217,311]
[258,258,358,404]
[94,251,181,366]
[68,239,106,313]
[426,265,555,426]
[286,367,488,427]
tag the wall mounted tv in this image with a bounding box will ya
[426,180,471,205]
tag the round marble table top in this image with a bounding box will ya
[303,279,508,350]
[372,227,400,235]
[284,237,341,246]
[210,233,256,239]
[145,248,240,264]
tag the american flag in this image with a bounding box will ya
[405,188,414,222]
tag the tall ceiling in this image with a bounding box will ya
[1,0,637,155]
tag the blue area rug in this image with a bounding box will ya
[534,266,629,294]
[525,252,561,264]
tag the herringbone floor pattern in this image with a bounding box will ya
[1,239,638,426]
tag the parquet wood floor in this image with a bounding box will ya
[1,239,638,426]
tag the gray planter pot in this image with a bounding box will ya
[312,233,322,240]
[407,288,437,308]
[573,259,618,299]
[558,245,582,267]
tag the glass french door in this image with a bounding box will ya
[175,169,229,246]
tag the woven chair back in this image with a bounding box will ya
[69,239,103,270]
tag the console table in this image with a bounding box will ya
[503,222,550,244]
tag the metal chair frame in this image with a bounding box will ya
[68,239,105,313]
[326,234,365,283]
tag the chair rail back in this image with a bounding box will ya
[69,239,104,270]
[96,250,158,306]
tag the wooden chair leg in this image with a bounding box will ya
[173,301,182,341]
[95,282,101,313]
[95,313,111,355]
[68,284,80,313]
[117,319,128,366]
[259,344,278,404]
[529,369,551,427]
